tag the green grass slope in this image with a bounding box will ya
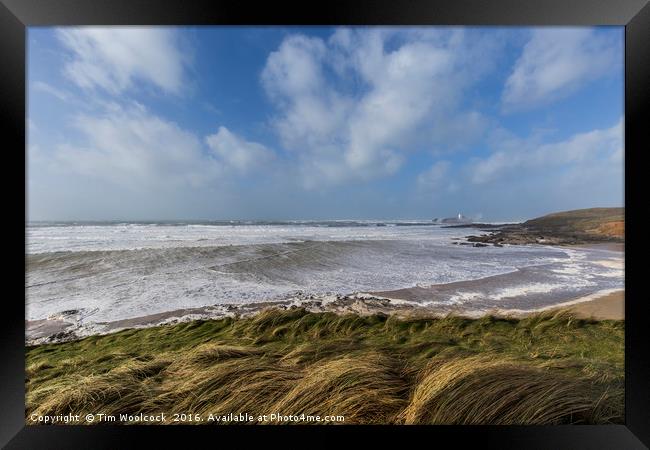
[26,308,624,425]
[524,208,624,239]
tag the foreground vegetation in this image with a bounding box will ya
[26,308,624,425]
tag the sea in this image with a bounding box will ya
[26,221,624,333]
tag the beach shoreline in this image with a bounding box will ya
[492,289,624,320]
[26,287,625,346]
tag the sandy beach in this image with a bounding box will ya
[570,243,624,252]
[562,290,624,320]
[553,242,624,320]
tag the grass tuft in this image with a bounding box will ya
[26,309,624,425]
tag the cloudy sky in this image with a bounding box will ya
[27,26,624,221]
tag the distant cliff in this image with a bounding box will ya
[462,208,624,246]
[523,208,624,240]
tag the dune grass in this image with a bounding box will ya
[25,308,624,425]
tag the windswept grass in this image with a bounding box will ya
[26,308,624,425]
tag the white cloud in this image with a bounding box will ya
[205,127,275,173]
[52,103,220,190]
[39,103,277,194]
[56,27,190,95]
[261,28,501,188]
[413,118,623,219]
[502,28,620,111]
[32,81,71,101]
[468,119,623,185]
[262,35,327,101]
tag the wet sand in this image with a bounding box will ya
[563,290,624,320]
[568,242,624,252]
[25,318,72,340]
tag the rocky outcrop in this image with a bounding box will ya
[452,208,624,246]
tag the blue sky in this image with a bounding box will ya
[27,26,624,221]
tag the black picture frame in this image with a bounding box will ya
[2,0,648,448]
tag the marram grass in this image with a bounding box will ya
[25,308,624,425]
